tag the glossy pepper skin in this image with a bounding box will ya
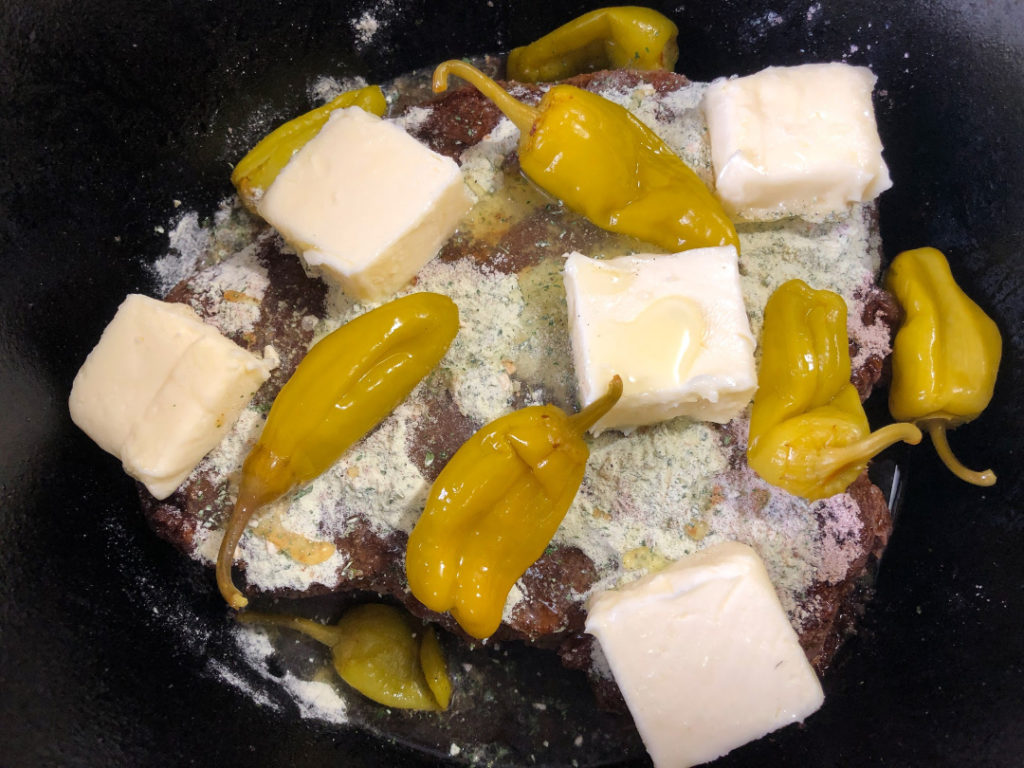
[406,376,623,640]
[886,247,1001,486]
[237,605,452,711]
[506,6,679,83]
[747,280,921,501]
[231,85,387,210]
[216,292,459,609]
[433,60,738,254]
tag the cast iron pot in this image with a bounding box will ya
[2,1,1021,765]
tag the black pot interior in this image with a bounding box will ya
[2,1,1022,766]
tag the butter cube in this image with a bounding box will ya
[703,63,892,219]
[586,542,825,768]
[563,248,756,433]
[69,294,274,499]
[258,107,473,302]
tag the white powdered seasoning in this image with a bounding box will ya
[181,72,885,657]
[221,624,350,724]
[459,117,520,198]
[308,75,370,106]
[150,211,208,292]
[184,242,270,335]
[597,80,714,187]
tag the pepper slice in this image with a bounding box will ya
[238,605,451,711]
[886,247,1001,486]
[216,292,459,609]
[433,60,738,254]
[506,6,679,83]
[747,280,922,501]
[406,376,622,640]
[231,84,387,210]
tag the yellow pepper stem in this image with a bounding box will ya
[432,60,539,134]
[236,611,344,647]
[215,500,254,609]
[821,422,923,473]
[216,467,289,609]
[569,375,623,433]
[926,422,997,486]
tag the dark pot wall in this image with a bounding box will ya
[2,1,1021,766]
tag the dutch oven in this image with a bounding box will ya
[2,0,1021,765]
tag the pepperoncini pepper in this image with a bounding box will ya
[506,6,679,83]
[231,84,387,210]
[406,376,623,640]
[747,280,922,501]
[238,604,452,711]
[886,247,1001,486]
[432,60,738,254]
[216,292,459,609]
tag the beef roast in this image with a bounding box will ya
[140,69,897,705]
